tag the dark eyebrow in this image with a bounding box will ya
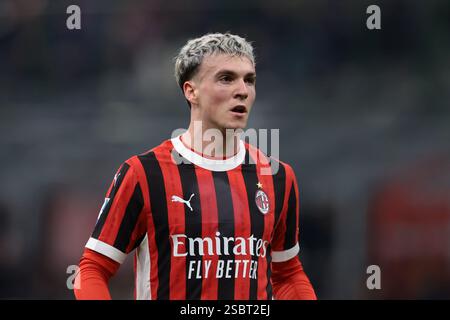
[215,69,256,78]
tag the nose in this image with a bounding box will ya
[233,79,248,100]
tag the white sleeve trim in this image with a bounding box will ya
[271,242,299,262]
[85,237,127,264]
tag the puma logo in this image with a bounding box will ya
[171,193,195,212]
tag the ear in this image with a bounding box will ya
[183,81,198,106]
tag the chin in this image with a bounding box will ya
[224,123,247,130]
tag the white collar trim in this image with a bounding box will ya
[170,135,246,172]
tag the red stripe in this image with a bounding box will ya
[227,168,251,300]
[125,210,147,253]
[291,169,300,243]
[154,148,186,299]
[130,156,158,299]
[98,166,136,245]
[247,144,275,299]
[105,163,123,198]
[271,163,292,252]
[195,168,219,300]
[146,203,159,299]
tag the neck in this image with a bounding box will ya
[181,121,241,159]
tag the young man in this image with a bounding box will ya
[74,33,316,300]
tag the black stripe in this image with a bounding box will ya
[133,233,147,251]
[265,159,285,299]
[244,143,252,166]
[284,181,297,250]
[241,155,264,300]
[92,163,130,239]
[272,161,286,232]
[266,248,273,299]
[113,184,144,252]
[138,152,170,300]
[177,163,202,300]
[212,171,235,300]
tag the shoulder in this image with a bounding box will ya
[122,138,173,164]
[136,138,174,159]
[120,138,174,178]
[243,141,296,178]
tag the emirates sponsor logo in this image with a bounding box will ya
[171,232,269,279]
[187,259,259,280]
[171,232,269,258]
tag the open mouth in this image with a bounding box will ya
[230,105,247,114]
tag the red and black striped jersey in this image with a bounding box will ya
[85,135,302,300]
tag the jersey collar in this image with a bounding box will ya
[170,135,246,171]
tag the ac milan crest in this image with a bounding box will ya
[255,189,270,214]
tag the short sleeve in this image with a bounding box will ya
[271,164,300,262]
[85,161,147,263]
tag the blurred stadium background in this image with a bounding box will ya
[0,0,449,299]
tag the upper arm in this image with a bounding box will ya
[85,158,148,264]
[271,163,300,262]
